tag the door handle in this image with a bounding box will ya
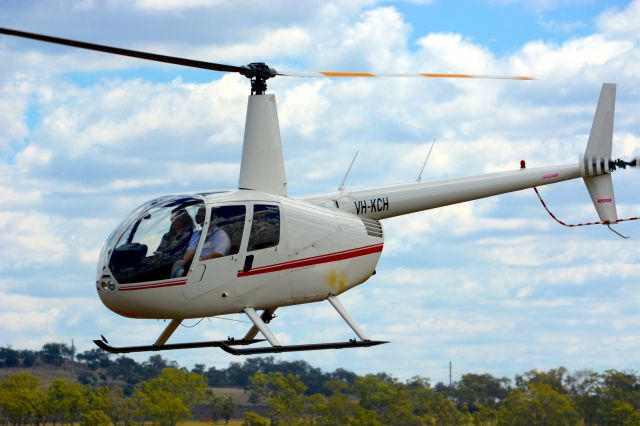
[242,255,254,273]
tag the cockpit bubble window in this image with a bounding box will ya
[199,205,246,261]
[108,197,204,284]
[248,205,280,252]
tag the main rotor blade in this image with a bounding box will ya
[278,70,535,80]
[0,27,245,74]
[1,27,534,81]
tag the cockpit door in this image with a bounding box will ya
[182,203,249,299]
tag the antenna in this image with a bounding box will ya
[417,138,436,182]
[339,151,359,192]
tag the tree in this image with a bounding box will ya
[77,348,112,369]
[311,380,383,426]
[143,354,178,380]
[107,356,147,392]
[351,375,422,425]
[108,385,142,426]
[0,373,46,424]
[249,372,307,425]
[80,409,111,426]
[208,393,236,424]
[472,403,498,426]
[47,378,88,425]
[515,367,568,394]
[408,380,470,426]
[0,347,19,367]
[455,373,510,411]
[606,400,640,426]
[138,388,189,426]
[498,384,578,426]
[19,349,38,367]
[138,367,207,425]
[85,386,113,417]
[243,411,269,426]
[601,369,640,409]
[330,368,358,387]
[192,363,206,375]
[40,343,73,367]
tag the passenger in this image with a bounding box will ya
[248,210,274,251]
[200,212,231,261]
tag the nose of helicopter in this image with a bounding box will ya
[94,194,207,318]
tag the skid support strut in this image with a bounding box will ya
[243,307,280,347]
[243,308,277,340]
[327,295,370,341]
[154,319,182,346]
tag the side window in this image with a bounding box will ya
[200,205,246,261]
[248,205,280,252]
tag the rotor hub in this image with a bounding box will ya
[240,62,277,95]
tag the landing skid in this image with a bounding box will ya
[218,339,387,355]
[94,338,264,354]
[94,294,387,355]
[94,337,386,355]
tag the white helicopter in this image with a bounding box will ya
[2,28,637,355]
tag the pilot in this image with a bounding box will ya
[172,206,206,277]
[155,209,194,258]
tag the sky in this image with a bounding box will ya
[1,0,639,384]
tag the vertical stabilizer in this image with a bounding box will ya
[582,83,617,223]
[585,83,615,159]
[239,94,287,196]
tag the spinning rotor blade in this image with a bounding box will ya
[277,70,535,80]
[0,26,535,91]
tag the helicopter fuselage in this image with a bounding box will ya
[96,190,383,319]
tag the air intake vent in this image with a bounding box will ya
[362,218,383,238]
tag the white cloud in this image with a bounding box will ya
[510,35,634,82]
[0,212,70,269]
[597,0,640,40]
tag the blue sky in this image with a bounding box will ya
[1,0,639,383]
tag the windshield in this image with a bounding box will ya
[106,196,204,284]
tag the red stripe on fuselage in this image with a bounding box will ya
[237,243,383,277]
[118,279,187,292]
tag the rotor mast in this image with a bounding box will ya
[237,62,287,196]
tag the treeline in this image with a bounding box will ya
[243,368,640,425]
[0,343,355,395]
[0,368,232,426]
[2,343,640,425]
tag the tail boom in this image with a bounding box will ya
[301,163,582,220]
